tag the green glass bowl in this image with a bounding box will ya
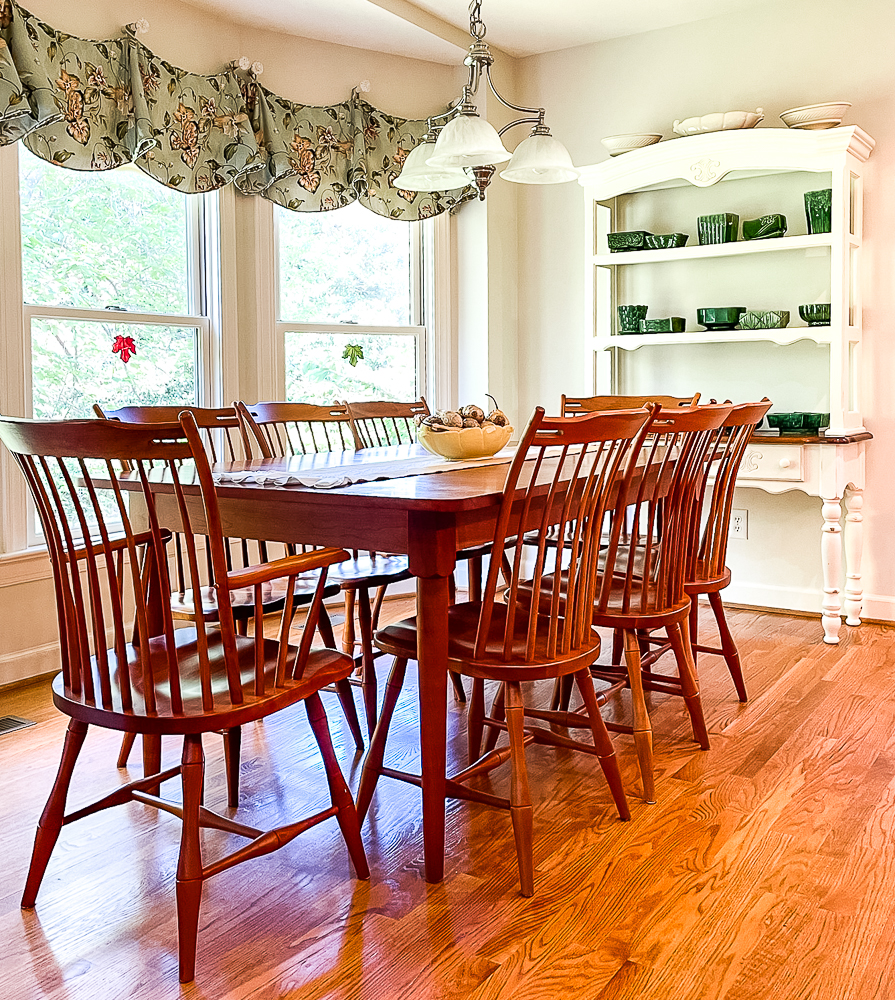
[639,317,686,333]
[799,303,831,326]
[643,233,689,250]
[742,214,787,240]
[766,412,805,431]
[697,306,747,330]
[740,310,790,330]
[607,231,653,252]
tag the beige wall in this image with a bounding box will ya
[513,0,895,618]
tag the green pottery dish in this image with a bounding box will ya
[742,214,787,240]
[740,310,790,329]
[617,304,648,333]
[766,412,805,432]
[804,189,832,234]
[801,412,830,431]
[639,317,686,333]
[696,306,747,330]
[607,231,653,252]
[798,303,831,326]
[643,233,690,250]
[697,213,739,245]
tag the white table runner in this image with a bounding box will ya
[212,447,517,489]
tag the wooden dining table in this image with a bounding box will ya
[140,443,526,884]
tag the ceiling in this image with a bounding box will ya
[179,0,780,63]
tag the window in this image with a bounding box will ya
[12,147,217,545]
[20,147,210,421]
[276,201,428,404]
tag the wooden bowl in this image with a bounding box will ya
[418,423,513,460]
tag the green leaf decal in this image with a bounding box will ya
[342,343,364,367]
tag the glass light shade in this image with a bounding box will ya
[427,113,511,168]
[393,142,471,192]
[499,133,579,184]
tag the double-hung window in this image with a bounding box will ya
[276,201,428,404]
[8,146,216,547]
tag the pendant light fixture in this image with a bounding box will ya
[394,0,577,200]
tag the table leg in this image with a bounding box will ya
[821,494,843,644]
[843,487,864,627]
[416,573,450,884]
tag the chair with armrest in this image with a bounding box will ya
[94,404,362,776]
[0,413,368,983]
[356,405,658,896]
[639,399,772,701]
[236,400,415,737]
[517,403,733,803]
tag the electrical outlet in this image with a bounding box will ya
[730,508,748,539]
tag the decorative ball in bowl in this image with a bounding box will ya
[697,306,747,331]
[600,133,662,156]
[418,421,513,460]
[799,303,831,326]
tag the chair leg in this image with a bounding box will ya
[117,731,137,768]
[22,719,89,908]
[623,629,656,804]
[370,585,387,631]
[468,678,486,764]
[341,590,357,656]
[709,590,748,702]
[504,682,534,897]
[573,670,630,821]
[357,657,408,822]
[143,733,162,797]
[335,678,365,752]
[305,692,370,880]
[670,619,710,750]
[223,727,241,808]
[482,683,506,754]
[688,596,699,668]
[450,671,467,703]
[611,628,624,667]
[176,734,205,984]
[357,588,378,739]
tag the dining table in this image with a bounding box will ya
[128,438,669,884]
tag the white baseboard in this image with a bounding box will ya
[724,581,895,623]
[0,641,60,688]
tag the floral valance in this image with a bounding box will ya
[0,0,471,219]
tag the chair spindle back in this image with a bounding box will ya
[345,398,429,449]
[562,393,701,416]
[237,402,356,457]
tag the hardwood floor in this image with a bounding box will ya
[1,600,893,998]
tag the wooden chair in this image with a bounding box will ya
[0,413,369,983]
[237,401,414,737]
[640,399,772,701]
[562,393,701,416]
[345,397,429,448]
[95,405,362,770]
[356,405,657,896]
[524,403,734,803]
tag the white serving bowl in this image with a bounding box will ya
[600,133,663,156]
[672,108,764,136]
[780,102,851,129]
[418,422,513,461]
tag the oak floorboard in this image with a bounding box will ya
[2,604,895,998]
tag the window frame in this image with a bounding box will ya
[0,145,224,553]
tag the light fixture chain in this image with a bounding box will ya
[468,0,486,40]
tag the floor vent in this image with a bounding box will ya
[0,716,36,736]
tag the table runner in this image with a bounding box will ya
[211,447,517,489]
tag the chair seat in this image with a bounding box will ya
[686,562,731,595]
[375,601,601,682]
[516,571,691,629]
[53,627,354,734]
[327,552,412,589]
[171,575,340,621]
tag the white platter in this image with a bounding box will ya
[673,108,764,136]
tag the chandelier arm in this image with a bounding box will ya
[482,65,544,119]
[497,116,543,138]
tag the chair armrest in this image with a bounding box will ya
[226,547,350,589]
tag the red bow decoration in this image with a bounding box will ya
[111,335,137,363]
